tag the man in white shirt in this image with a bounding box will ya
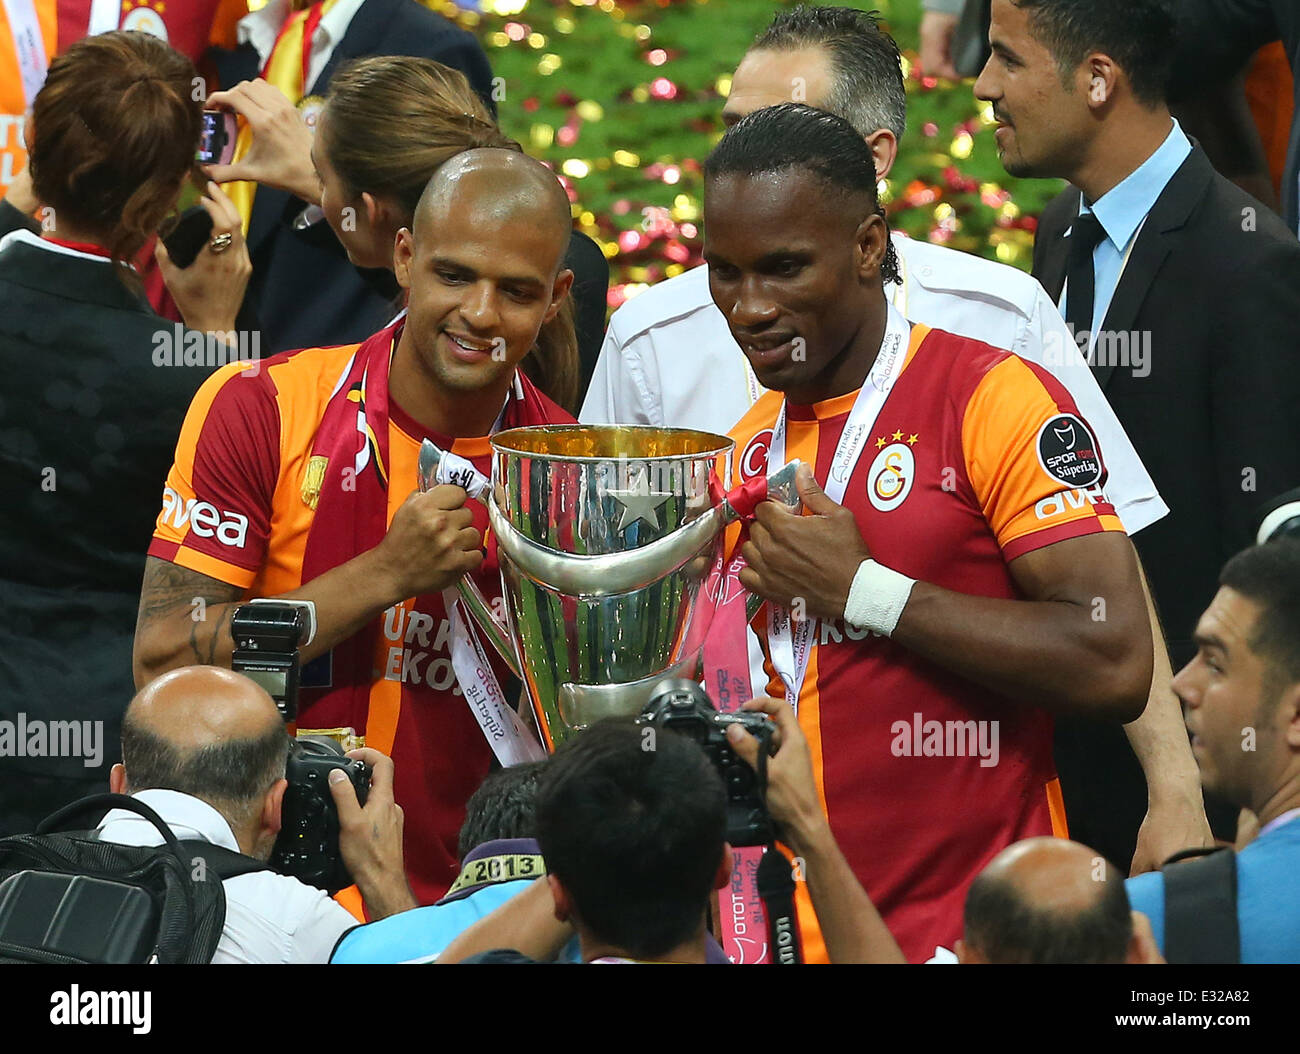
[100,666,415,964]
[582,7,1162,539]
[581,5,1211,873]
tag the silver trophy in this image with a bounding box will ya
[420,425,799,750]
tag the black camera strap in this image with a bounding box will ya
[756,842,802,964]
[750,725,802,965]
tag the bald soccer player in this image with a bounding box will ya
[134,151,577,904]
[100,666,414,963]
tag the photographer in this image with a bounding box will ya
[438,721,733,964]
[331,760,561,963]
[100,666,414,963]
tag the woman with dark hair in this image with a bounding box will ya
[0,30,252,835]
[205,55,609,412]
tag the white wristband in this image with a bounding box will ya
[843,559,915,638]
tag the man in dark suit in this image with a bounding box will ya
[209,0,494,355]
[976,0,1300,865]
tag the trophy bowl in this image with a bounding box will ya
[487,425,735,750]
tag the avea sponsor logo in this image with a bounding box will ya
[160,486,249,548]
[1034,483,1107,521]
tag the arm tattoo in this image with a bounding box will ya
[138,557,243,666]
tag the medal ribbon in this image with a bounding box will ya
[2,0,47,107]
[764,303,912,713]
[430,377,545,766]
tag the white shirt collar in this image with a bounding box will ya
[0,227,112,263]
[236,0,366,77]
[236,0,288,64]
[317,0,365,52]
[97,788,243,853]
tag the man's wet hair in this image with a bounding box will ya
[753,5,906,140]
[1219,539,1300,699]
[705,102,901,286]
[535,720,726,960]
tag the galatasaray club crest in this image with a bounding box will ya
[739,428,773,481]
[868,431,919,512]
[121,1,168,40]
[298,95,327,133]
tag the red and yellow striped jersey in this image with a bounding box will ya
[725,323,1124,962]
[149,335,571,904]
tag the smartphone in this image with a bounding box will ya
[196,110,239,166]
[160,205,215,269]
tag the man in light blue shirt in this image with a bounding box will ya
[1067,121,1192,355]
[1127,541,1300,963]
[330,760,569,963]
[977,0,1300,870]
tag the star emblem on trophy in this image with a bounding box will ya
[608,468,672,531]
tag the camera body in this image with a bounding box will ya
[637,678,775,847]
[272,737,371,894]
[231,600,365,891]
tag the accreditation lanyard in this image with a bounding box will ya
[764,302,911,712]
[2,0,48,106]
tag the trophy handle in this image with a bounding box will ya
[487,495,724,598]
[454,574,524,681]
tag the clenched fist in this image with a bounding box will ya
[739,465,871,622]
[372,485,484,599]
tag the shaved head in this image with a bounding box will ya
[391,145,576,417]
[121,667,289,836]
[128,666,283,750]
[963,838,1133,963]
[982,837,1115,913]
[412,147,572,274]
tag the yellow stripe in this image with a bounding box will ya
[171,545,258,590]
[1047,777,1069,838]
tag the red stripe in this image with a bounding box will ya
[1001,517,1106,563]
[44,236,112,257]
[147,538,181,562]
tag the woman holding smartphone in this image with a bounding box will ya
[0,30,252,834]
[205,56,609,411]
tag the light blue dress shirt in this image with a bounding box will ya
[1063,120,1193,349]
[1127,812,1300,964]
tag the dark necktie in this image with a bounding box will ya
[1064,211,1106,354]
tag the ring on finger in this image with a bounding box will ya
[209,232,234,254]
